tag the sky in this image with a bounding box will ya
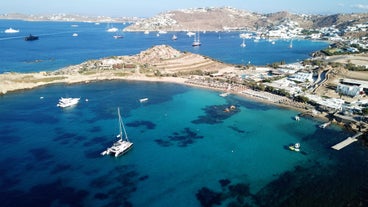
[1,0,368,17]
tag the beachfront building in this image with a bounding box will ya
[336,84,363,97]
[340,78,368,94]
[305,94,345,111]
[265,78,302,95]
[288,71,313,83]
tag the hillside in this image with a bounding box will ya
[0,45,235,94]
[123,7,368,32]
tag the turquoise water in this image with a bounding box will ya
[1,81,367,207]
[1,20,368,206]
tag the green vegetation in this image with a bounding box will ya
[267,60,286,69]
[293,95,309,103]
[345,63,367,71]
[113,72,130,77]
[301,29,319,35]
[265,86,290,97]
[362,107,368,116]
[16,75,66,83]
[302,59,327,67]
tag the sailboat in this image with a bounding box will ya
[113,32,123,39]
[192,32,201,47]
[106,23,118,33]
[101,107,133,157]
[240,38,246,47]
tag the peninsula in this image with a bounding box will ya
[1,44,368,134]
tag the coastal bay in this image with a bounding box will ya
[1,20,367,207]
[0,44,314,115]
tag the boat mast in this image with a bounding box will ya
[118,107,129,142]
[117,108,123,140]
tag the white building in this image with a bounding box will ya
[336,84,362,97]
[288,72,313,83]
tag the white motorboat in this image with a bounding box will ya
[101,108,133,157]
[139,98,149,103]
[4,28,20,33]
[56,97,80,108]
[72,33,78,37]
[186,31,195,37]
[113,35,123,39]
[319,122,331,129]
[219,92,230,97]
[289,143,300,152]
[295,115,300,121]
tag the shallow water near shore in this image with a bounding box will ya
[1,81,368,207]
[1,20,368,206]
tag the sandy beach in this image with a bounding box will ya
[0,44,327,121]
[0,69,317,114]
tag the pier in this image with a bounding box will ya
[331,132,362,150]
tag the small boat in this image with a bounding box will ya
[4,28,20,33]
[192,32,201,47]
[319,121,331,129]
[72,33,78,37]
[139,98,149,103]
[186,31,195,37]
[56,97,80,108]
[101,108,133,157]
[107,27,118,32]
[295,115,300,121]
[172,34,178,40]
[113,35,123,39]
[240,38,246,48]
[219,92,230,97]
[25,34,39,41]
[289,143,300,152]
[106,23,118,32]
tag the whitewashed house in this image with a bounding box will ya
[336,84,363,97]
[288,72,313,83]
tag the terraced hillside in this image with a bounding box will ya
[130,45,235,75]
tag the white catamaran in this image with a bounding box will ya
[101,107,133,157]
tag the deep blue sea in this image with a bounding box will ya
[1,20,368,207]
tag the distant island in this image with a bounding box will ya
[3,7,368,41]
[0,13,140,23]
[123,7,368,39]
